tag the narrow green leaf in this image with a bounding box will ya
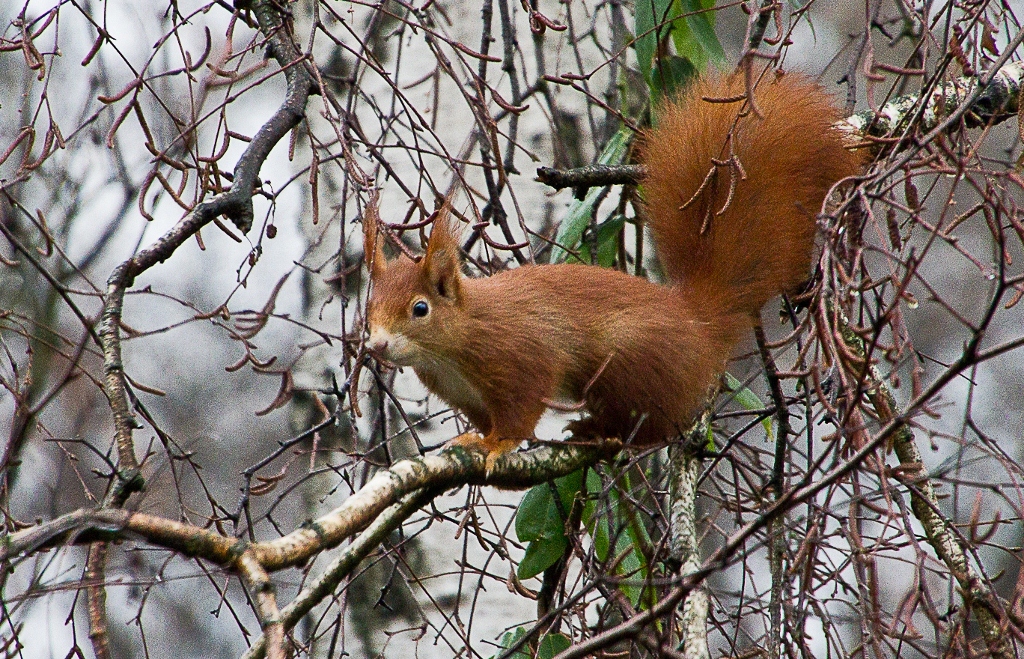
[612,470,649,607]
[551,127,634,263]
[581,469,648,607]
[578,214,627,267]
[593,516,611,562]
[677,0,726,68]
[724,372,773,439]
[612,530,644,606]
[581,470,610,560]
[666,0,705,72]
[705,422,717,453]
[635,0,675,83]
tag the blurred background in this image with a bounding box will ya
[1,0,1023,657]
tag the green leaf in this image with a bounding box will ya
[634,0,673,83]
[705,422,717,453]
[554,469,584,511]
[641,0,724,101]
[551,127,633,263]
[515,471,585,579]
[584,469,603,508]
[649,55,698,100]
[579,469,648,607]
[666,1,704,71]
[675,0,726,69]
[537,633,572,659]
[591,513,611,562]
[724,372,773,440]
[612,471,649,607]
[516,482,556,542]
[516,471,582,543]
[520,468,655,605]
[518,535,568,580]
[581,470,609,559]
[496,628,530,659]
[578,214,627,267]
[493,629,572,659]
[612,532,644,606]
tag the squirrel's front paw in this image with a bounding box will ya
[444,432,518,475]
[444,431,486,450]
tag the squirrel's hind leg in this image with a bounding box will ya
[563,416,605,441]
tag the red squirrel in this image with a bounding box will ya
[363,74,863,470]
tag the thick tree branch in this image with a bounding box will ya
[669,411,711,659]
[4,443,614,659]
[841,59,1023,138]
[2,442,616,567]
[237,550,286,659]
[241,487,442,659]
[535,164,644,192]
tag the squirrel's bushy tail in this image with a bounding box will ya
[641,74,863,316]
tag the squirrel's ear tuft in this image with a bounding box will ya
[424,205,463,302]
[363,190,387,279]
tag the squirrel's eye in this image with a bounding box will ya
[412,300,429,318]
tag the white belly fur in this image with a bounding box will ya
[414,357,486,418]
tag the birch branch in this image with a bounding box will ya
[669,410,712,659]
[832,302,1013,659]
[1,442,616,566]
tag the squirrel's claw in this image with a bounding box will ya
[484,452,500,477]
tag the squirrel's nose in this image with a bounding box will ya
[367,325,395,360]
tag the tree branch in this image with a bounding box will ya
[241,487,442,659]
[833,302,1014,659]
[86,3,315,654]
[2,442,617,567]
[98,0,315,498]
[669,410,711,659]
[536,61,1024,194]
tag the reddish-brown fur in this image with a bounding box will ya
[364,74,863,466]
[642,75,862,314]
